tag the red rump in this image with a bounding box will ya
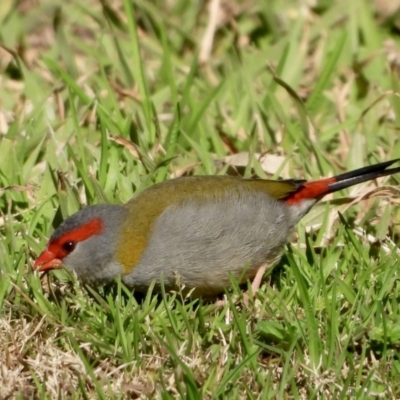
[285,177,337,205]
[47,218,103,259]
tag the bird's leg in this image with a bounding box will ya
[240,264,269,306]
[215,264,269,307]
[251,263,268,293]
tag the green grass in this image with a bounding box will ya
[1,0,400,398]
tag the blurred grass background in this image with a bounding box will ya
[1,0,400,398]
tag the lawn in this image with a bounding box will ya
[1,0,400,398]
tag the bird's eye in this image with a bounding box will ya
[62,241,76,254]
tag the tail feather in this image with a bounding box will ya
[284,159,400,205]
[327,159,400,193]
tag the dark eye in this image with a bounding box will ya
[62,241,76,254]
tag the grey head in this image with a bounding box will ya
[48,204,127,285]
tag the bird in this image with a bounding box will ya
[34,159,400,297]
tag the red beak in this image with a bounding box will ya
[33,249,63,271]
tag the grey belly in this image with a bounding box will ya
[122,193,293,294]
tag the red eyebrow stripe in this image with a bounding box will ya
[48,218,103,258]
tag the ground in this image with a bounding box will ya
[1,0,400,398]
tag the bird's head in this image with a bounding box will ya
[34,204,127,285]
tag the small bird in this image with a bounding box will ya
[34,159,400,296]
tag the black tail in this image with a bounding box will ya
[327,159,400,193]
